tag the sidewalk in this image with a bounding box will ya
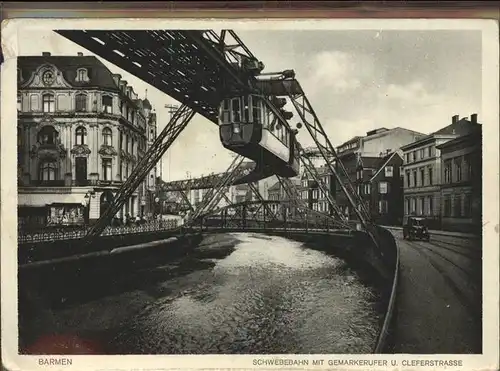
[381,225,479,239]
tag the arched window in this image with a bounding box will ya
[39,161,57,181]
[102,127,112,146]
[37,125,58,145]
[75,93,87,112]
[42,93,55,113]
[102,95,112,113]
[75,126,87,145]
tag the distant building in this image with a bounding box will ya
[401,114,481,229]
[357,151,405,225]
[17,52,157,228]
[436,125,482,233]
[336,127,425,158]
[334,127,425,219]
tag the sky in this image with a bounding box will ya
[17,27,482,183]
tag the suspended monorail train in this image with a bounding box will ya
[218,94,300,177]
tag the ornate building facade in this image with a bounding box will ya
[17,52,158,228]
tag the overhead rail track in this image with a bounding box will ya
[57,29,379,248]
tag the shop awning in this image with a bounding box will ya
[18,192,87,207]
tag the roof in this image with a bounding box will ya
[268,181,281,192]
[358,156,382,170]
[401,118,480,151]
[369,151,402,181]
[435,127,482,150]
[142,98,152,110]
[432,118,479,136]
[18,55,119,91]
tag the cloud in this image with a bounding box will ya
[304,51,374,94]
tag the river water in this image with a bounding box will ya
[20,233,383,354]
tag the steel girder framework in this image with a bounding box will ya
[280,79,371,227]
[82,105,195,242]
[186,155,246,224]
[56,30,258,124]
[297,146,347,223]
[58,29,368,237]
[185,156,276,225]
[276,176,351,230]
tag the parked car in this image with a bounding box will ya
[402,216,430,241]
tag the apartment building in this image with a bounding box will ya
[401,114,481,228]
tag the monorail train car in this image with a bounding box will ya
[218,94,300,177]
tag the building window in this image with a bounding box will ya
[427,196,433,215]
[39,161,57,181]
[427,146,432,157]
[75,93,87,112]
[419,197,424,216]
[464,194,472,217]
[410,198,416,214]
[76,68,89,82]
[420,168,425,186]
[379,181,388,194]
[357,184,362,195]
[454,158,462,182]
[412,171,417,188]
[428,167,433,185]
[378,200,388,214]
[443,196,451,217]
[420,148,425,159]
[102,127,112,146]
[357,169,363,180]
[385,166,393,177]
[453,196,462,217]
[75,126,87,145]
[42,93,55,113]
[42,70,55,86]
[102,158,112,181]
[464,154,472,180]
[412,151,416,161]
[102,95,113,113]
[444,159,452,183]
[406,171,411,188]
[17,93,22,111]
[37,125,58,145]
[119,132,123,150]
[364,183,371,194]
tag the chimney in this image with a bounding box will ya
[471,113,478,124]
[42,52,51,57]
[452,115,459,124]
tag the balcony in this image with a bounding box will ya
[32,180,65,187]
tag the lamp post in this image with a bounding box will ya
[83,190,96,225]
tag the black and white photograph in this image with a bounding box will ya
[1,17,499,371]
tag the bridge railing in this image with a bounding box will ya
[195,216,352,233]
[18,219,180,244]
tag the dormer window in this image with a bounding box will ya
[76,68,89,82]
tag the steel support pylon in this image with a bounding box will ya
[82,104,196,243]
[186,155,246,225]
[280,80,371,226]
[297,144,347,223]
